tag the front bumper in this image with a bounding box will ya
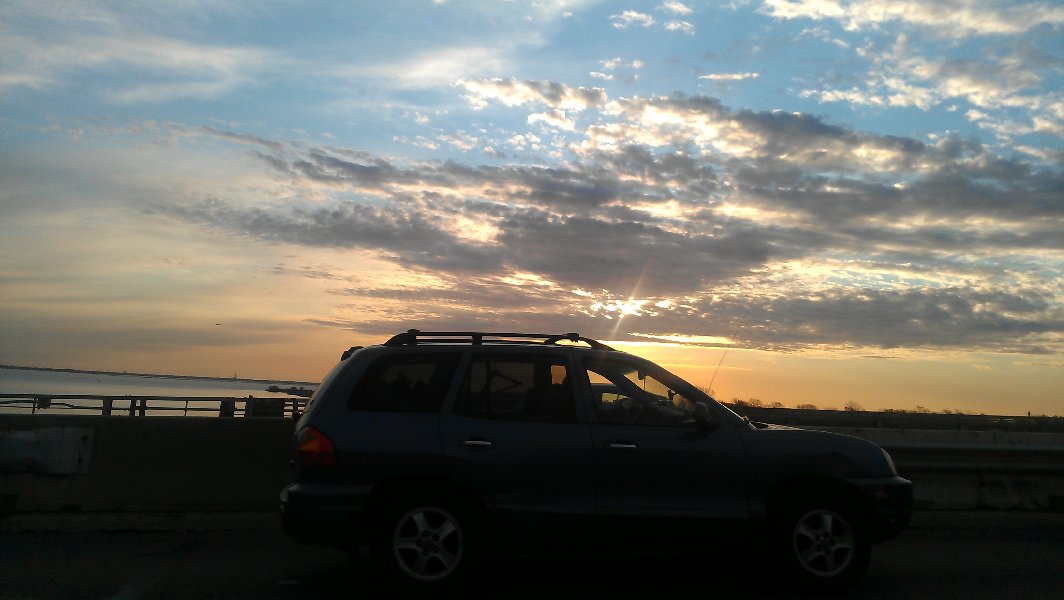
[851,475,913,542]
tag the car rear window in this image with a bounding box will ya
[348,353,460,413]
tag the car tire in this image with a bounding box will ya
[773,492,870,592]
[372,492,481,589]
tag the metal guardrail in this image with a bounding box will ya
[3,395,1061,433]
[734,406,1064,433]
[0,394,307,418]
[882,443,1064,510]
[883,443,1064,476]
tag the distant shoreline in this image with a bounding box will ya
[0,364,316,387]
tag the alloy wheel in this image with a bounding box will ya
[792,508,855,578]
[392,506,464,582]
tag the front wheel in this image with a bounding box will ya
[373,494,480,589]
[773,494,870,592]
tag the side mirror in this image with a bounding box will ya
[693,402,720,431]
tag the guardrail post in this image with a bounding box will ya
[103,398,112,416]
[138,398,146,417]
[33,396,51,414]
[219,398,235,418]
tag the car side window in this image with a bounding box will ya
[585,360,697,426]
[454,355,576,422]
[348,353,460,413]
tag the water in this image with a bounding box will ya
[0,366,317,416]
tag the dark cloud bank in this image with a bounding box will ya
[159,92,1064,355]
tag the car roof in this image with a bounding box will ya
[382,329,616,351]
[337,330,617,362]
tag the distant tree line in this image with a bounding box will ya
[700,386,1061,418]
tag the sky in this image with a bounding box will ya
[1,1,1062,415]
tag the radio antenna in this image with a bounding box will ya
[707,348,729,395]
[705,291,752,398]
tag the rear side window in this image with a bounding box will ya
[348,353,460,413]
[454,354,575,422]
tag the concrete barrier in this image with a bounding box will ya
[816,427,1064,510]
[0,415,293,512]
[1,415,1062,514]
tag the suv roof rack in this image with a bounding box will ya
[384,329,615,351]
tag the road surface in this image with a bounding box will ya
[2,511,1062,599]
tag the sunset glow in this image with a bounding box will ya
[1,1,1061,415]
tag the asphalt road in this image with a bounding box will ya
[2,511,1062,599]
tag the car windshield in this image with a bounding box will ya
[586,358,710,426]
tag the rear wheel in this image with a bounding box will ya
[773,493,870,592]
[372,493,480,589]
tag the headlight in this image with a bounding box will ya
[881,448,898,475]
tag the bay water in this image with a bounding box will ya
[0,366,317,416]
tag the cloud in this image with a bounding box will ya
[205,88,1062,231]
[460,78,607,110]
[358,46,510,89]
[308,276,1064,356]
[802,36,1061,145]
[759,0,1064,38]
[610,7,696,34]
[313,1,603,93]
[528,108,576,130]
[154,193,776,298]
[0,4,276,101]
[495,210,776,294]
[198,126,284,151]
[3,0,1061,389]
[661,1,694,16]
[700,72,761,81]
[4,33,274,101]
[610,11,656,29]
[157,197,502,274]
[102,80,1062,356]
[587,93,943,175]
[725,287,1064,354]
[664,20,696,34]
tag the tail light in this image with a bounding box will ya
[296,426,336,468]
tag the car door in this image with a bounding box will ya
[440,350,596,548]
[579,355,749,545]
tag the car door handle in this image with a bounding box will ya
[463,438,494,450]
[608,441,638,450]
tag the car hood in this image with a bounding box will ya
[740,423,894,479]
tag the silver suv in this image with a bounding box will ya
[281,330,912,591]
